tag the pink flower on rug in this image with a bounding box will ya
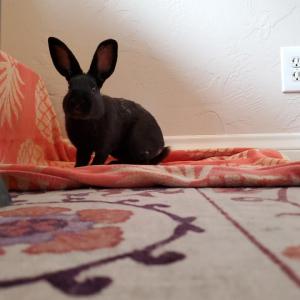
[78,209,133,223]
[25,227,123,254]
[283,245,300,260]
[0,206,133,255]
[0,206,70,217]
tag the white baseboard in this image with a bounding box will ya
[165,133,300,161]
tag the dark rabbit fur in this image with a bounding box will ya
[48,37,169,167]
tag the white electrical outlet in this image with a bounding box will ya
[281,47,300,93]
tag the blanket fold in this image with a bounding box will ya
[0,51,299,191]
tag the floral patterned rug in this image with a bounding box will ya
[0,187,299,299]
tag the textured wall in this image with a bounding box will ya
[2,0,300,136]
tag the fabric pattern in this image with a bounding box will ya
[1,50,300,191]
[0,50,75,167]
[0,188,299,299]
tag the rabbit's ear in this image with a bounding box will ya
[88,39,118,87]
[48,37,83,81]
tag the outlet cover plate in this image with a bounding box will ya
[281,47,300,93]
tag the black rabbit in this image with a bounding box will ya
[48,37,169,167]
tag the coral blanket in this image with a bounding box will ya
[0,50,300,191]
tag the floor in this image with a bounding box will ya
[0,187,299,300]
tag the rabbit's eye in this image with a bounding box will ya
[91,87,97,94]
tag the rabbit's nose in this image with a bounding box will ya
[73,104,82,113]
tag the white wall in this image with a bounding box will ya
[2,0,300,136]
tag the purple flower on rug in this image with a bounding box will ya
[0,206,133,254]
